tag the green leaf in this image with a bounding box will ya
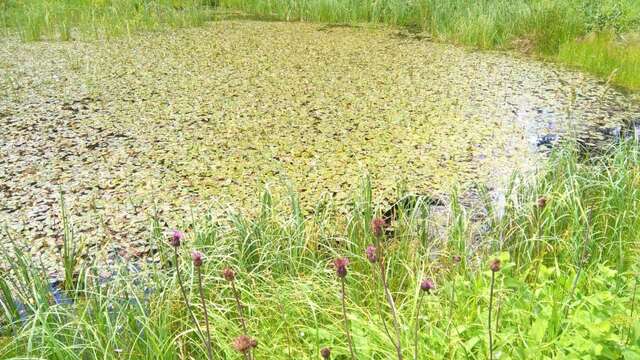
[0,278,19,323]
[529,318,548,344]
[623,349,640,360]
[464,336,481,352]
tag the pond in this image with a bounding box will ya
[0,20,638,274]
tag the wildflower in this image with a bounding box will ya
[223,267,236,282]
[191,251,204,267]
[536,196,547,209]
[232,335,257,353]
[415,277,436,360]
[170,229,184,247]
[420,278,435,293]
[368,244,402,359]
[193,250,213,359]
[335,256,356,359]
[334,257,349,278]
[171,230,206,358]
[490,259,501,273]
[452,255,462,263]
[320,347,331,359]
[365,244,378,263]
[371,217,385,238]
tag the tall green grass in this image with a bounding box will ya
[1,1,639,88]
[0,0,216,41]
[1,142,639,358]
[559,32,640,90]
[217,0,640,89]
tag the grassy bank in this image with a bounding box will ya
[0,0,216,41]
[218,0,640,90]
[1,142,639,359]
[1,1,639,89]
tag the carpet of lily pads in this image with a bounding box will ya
[0,20,638,276]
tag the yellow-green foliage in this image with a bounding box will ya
[1,0,640,88]
[2,19,636,266]
[559,33,640,90]
[217,0,640,89]
[1,144,640,359]
[0,0,215,41]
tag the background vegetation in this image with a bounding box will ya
[0,0,216,41]
[1,1,639,358]
[218,0,640,90]
[1,143,639,359]
[1,0,639,90]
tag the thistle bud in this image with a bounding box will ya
[223,267,235,282]
[233,335,257,353]
[365,244,378,263]
[490,259,501,272]
[371,217,385,238]
[191,251,203,267]
[334,257,349,278]
[170,230,184,247]
[536,196,547,209]
[420,278,435,293]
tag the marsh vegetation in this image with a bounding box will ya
[2,0,640,89]
[1,1,640,359]
[2,20,637,273]
[2,144,640,358]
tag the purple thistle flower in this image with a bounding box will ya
[233,335,257,353]
[365,244,378,263]
[490,259,501,272]
[170,229,184,248]
[191,251,204,267]
[420,278,435,293]
[334,257,349,278]
[320,347,331,359]
[537,196,547,209]
[453,255,462,263]
[371,217,385,238]
[222,267,236,282]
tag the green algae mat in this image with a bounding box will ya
[0,20,638,271]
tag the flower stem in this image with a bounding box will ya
[380,263,403,360]
[231,280,248,333]
[414,293,424,360]
[231,280,252,360]
[173,248,205,340]
[372,267,395,347]
[449,275,456,328]
[341,278,356,360]
[488,270,496,360]
[628,275,639,344]
[196,266,214,360]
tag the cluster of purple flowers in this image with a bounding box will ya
[170,229,256,359]
[170,215,505,360]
